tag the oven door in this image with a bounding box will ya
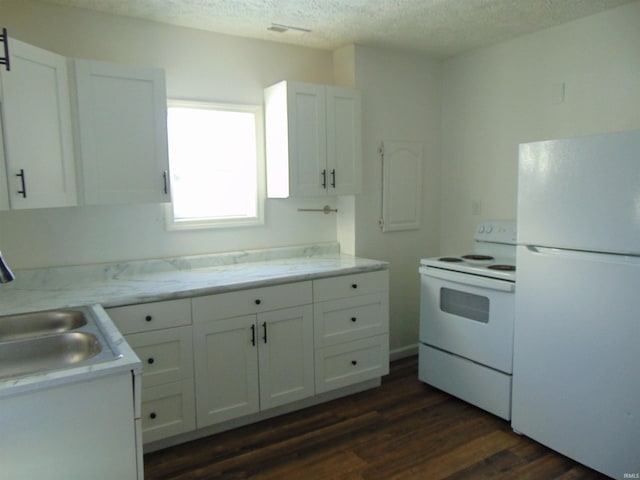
[419,266,514,373]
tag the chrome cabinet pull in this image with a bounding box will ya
[16,169,26,198]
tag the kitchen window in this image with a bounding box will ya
[165,100,265,230]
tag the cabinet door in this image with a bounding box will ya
[125,326,193,388]
[141,379,196,444]
[0,116,9,210]
[287,82,327,196]
[258,305,314,409]
[193,314,259,428]
[0,38,76,209]
[326,86,362,195]
[73,59,169,204]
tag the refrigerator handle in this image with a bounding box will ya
[526,245,640,265]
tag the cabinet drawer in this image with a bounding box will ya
[313,270,388,302]
[314,293,389,347]
[107,298,191,334]
[192,281,312,321]
[315,335,389,393]
[125,326,193,388]
[141,379,196,444]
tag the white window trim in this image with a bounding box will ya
[164,99,266,231]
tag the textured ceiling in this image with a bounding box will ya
[38,0,636,58]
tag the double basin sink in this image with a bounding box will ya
[0,307,122,380]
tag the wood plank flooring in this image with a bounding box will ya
[144,356,609,480]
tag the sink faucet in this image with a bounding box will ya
[0,251,15,283]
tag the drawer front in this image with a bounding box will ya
[315,335,389,393]
[314,293,389,347]
[313,270,388,302]
[107,298,191,334]
[126,326,193,387]
[192,281,312,321]
[141,379,196,444]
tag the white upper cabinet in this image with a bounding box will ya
[264,81,362,198]
[0,38,77,209]
[72,59,170,205]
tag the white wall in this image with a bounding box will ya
[1,0,637,357]
[440,1,640,253]
[0,0,338,268]
[352,46,441,356]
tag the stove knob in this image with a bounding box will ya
[486,224,493,233]
[478,225,485,233]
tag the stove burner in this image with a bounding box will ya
[439,257,463,262]
[462,254,494,261]
[488,264,516,271]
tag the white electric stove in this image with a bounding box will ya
[418,220,517,420]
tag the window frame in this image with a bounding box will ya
[164,99,266,231]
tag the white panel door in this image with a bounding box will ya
[257,305,314,409]
[326,86,362,195]
[381,140,422,232]
[73,59,169,204]
[193,314,259,427]
[288,82,327,196]
[0,38,76,209]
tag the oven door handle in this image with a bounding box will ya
[419,266,515,292]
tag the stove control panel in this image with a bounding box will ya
[474,220,517,245]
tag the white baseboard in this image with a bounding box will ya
[390,343,418,361]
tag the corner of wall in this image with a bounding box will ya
[332,45,356,88]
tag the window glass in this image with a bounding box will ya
[166,101,264,230]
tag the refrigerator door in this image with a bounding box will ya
[518,129,640,255]
[512,245,640,478]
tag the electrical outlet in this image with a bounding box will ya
[472,200,482,216]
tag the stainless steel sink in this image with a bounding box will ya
[0,307,122,380]
[0,332,102,379]
[0,310,88,342]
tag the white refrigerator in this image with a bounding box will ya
[512,129,640,478]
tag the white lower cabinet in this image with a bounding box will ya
[107,299,195,443]
[192,282,314,429]
[105,269,389,446]
[313,271,390,393]
[141,379,196,444]
[1,373,138,479]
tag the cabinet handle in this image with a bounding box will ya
[351,317,357,323]
[254,299,261,305]
[262,321,267,344]
[0,28,10,72]
[145,315,153,322]
[321,169,327,189]
[330,169,336,188]
[163,170,169,195]
[147,357,155,365]
[250,324,256,346]
[16,169,26,198]
[149,412,157,420]
[351,360,358,366]
[351,283,358,289]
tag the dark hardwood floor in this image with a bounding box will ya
[144,356,609,480]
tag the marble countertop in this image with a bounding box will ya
[0,243,386,399]
[0,243,388,316]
